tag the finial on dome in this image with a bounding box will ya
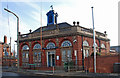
[50,5,53,10]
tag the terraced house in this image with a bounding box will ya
[19,8,111,70]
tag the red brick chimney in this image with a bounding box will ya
[4,35,7,44]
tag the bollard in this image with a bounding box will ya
[68,66,70,72]
[53,66,55,74]
[85,66,87,74]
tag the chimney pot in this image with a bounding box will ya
[4,35,7,44]
[29,29,32,33]
[73,21,76,26]
[19,32,21,35]
[77,21,79,26]
[104,31,106,34]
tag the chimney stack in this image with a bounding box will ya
[4,35,7,44]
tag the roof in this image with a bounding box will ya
[110,46,120,53]
[32,22,72,33]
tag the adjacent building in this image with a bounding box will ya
[0,36,17,67]
[110,46,120,53]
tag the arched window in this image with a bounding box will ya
[83,41,89,58]
[101,44,105,48]
[46,42,55,49]
[33,43,41,49]
[83,41,89,46]
[22,45,29,50]
[93,43,98,47]
[22,45,29,67]
[61,40,72,47]
[33,43,42,67]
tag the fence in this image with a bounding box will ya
[19,60,88,73]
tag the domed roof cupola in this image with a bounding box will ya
[46,5,58,26]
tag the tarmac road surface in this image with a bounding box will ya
[2,71,92,78]
[2,71,120,78]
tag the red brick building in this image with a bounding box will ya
[0,36,17,67]
[19,9,110,69]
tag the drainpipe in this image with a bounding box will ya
[99,39,101,52]
[81,35,84,70]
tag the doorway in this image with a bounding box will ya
[47,52,55,67]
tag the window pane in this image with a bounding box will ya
[33,52,41,62]
[38,52,41,62]
[33,43,41,49]
[26,53,28,58]
[83,41,89,46]
[67,50,72,61]
[62,50,66,62]
[101,44,105,48]
[46,42,55,49]
[61,40,72,47]
[86,50,89,57]
[22,45,29,50]
[83,50,86,59]
[93,43,98,47]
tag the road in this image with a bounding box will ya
[2,72,26,76]
[2,71,119,78]
[1,71,91,78]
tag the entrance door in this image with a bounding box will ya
[62,50,72,64]
[47,52,55,67]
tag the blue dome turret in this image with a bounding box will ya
[46,5,58,26]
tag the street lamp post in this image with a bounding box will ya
[4,8,19,71]
[91,7,96,73]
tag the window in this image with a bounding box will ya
[83,41,89,46]
[62,50,66,62]
[22,45,29,67]
[83,50,89,58]
[33,43,41,67]
[22,52,29,62]
[92,43,99,52]
[93,43,98,47]
[33,43,41,49]
[46,42,55,49]
[83,41,89,58]
[67,50,72,61]
[62,50,72,62]
[22,45,29,50]
[61,40,72,47]
[101,44,105,48]
[33,52,41,62]
[48,15,53,23]
[33,52,41,67]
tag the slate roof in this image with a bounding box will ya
[32,22,72,33]
[110,46,120,53]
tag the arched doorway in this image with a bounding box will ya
[46,42,56,67]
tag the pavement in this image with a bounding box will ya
[2,67,120,78]
[23,70,120,78]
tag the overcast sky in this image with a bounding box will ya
[0,0,119,53]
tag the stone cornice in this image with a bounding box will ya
[19,32,110,43]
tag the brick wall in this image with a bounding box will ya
[84,55,119,73]
[19,35,111,69]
